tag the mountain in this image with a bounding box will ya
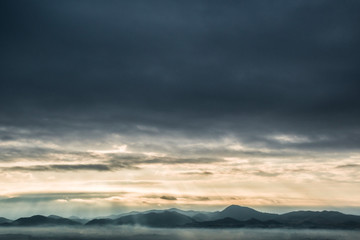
[98,211,141,219]
[1,205,360,229]
[185,217,284,228]
[48,215,63,219]
[86,218,114,225]
[187,217,243,228]
[166,208,214,218]
[87,211,195,227]
[101,208,212,219]
[211,205,278,221]
[275,210,360,229]
[69,216,90,224]
[11,215,81,226]
[115,211,195,227]
[0,217,11,224]
[192,212,213,221]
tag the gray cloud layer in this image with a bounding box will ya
[1,0,360,151]
[0,145,224,171]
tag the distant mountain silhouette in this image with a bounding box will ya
[97,205,276,222]
[192,212,213,221]
[0,217,11,224]
[10,215,81,226]
[166,208,215,218]
[87,211,195,227]
[211,205,278,221]
[69,216,90,224]
[101,208,213,219]
[275,210,360,229]
[187,217,243,228]
[86,218,114,225]
[99,211,141,219]
[1,205,360,229]
[185,217,284,228]
[48,215,64,220]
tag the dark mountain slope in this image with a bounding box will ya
[212,205,278,221]
[185,217,284,228]
[11,215,81,226]
[276,210,360,229]
[2,205,360,229]
[88,211,195,227]
[0,217,11,225]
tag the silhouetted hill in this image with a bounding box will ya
[211,205,278,221]
[69,216,90,224]
[87,211,195,227]
[101,208,213,219]
[192,212,212,221]
[11,215,81,226]
[186,217,284,228]
[48,215,63,219]
[117,211,195,227]
[99,211,141,219]
[86,218,114,225]
[2,205,360,229]
[0,217,11,224]
[187,217,243,228]
[166,208,214,218]
[275,210,360,229]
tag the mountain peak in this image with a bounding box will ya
[48,215,63,219]
[168,208,180,211]
[223,205,253,211]
[214,205,278,221]
[222,205,258,213]
[2,206,360,229]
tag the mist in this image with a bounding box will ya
[0,226,359,240]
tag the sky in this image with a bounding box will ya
[1,0,360,219]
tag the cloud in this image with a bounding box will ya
[5,164,112,172]
[143,194,215,203]
[142,157,221,165]
[253,170,282,177]
[182,171,213,176]
[160,196,177,201]
[192,196,210,201]
[336,164,360,169]
[0,146,60,162]
[0,148,224,172]
[0,0,359,152]
[0,192,128,203]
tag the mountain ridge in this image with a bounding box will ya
[1,205,360,229]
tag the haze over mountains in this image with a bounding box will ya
[1,205,360,230]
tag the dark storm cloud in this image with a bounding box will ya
[1,0,360,150]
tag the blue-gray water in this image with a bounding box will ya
[0,226,359,240]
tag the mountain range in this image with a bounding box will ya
[1,205,360,229]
